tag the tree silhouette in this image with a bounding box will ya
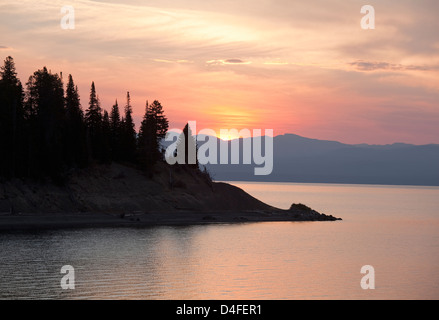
[109,99,123,161]
[25,67,65,178]
[0,56,174,180]
[0,56,24,178]
[120,91,137,162]
[101,110,112,163]
[175,122,199,169]
[85,82,104,161]
[138,100,169,167]
[64,74,87,167]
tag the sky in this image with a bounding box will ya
[0,0,438,144]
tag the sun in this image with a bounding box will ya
[218,131,239,141]
[217,128,254,141]
[207,106,259,141]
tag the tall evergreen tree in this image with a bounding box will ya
[109,100,123,161]
[84,82,103,161]
[25,67,65,178]
[138,100,169,167]
[120,91,136,162]
[137,100,153,166]
[175,122,199,169]
[85,82,102,128]
[64,74,87,167]
[0,56,24,178]
[101,110,111,163]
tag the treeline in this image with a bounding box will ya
[0,56,170,181]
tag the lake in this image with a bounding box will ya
[0,182,438,300]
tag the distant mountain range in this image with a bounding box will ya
[191,134,439,186]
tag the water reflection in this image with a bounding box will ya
[1,183,439,300]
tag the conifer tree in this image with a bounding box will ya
[65,74,87,167]
[109,99,122,161]
[85,82,102,129]
[0,56,24,177]
[85,82,103,161]
[120,91,137,162]
[175,122,199,169]
[25,67,65,178]
[101,110,111,163]
[138,100,169,167]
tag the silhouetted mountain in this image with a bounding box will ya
[192,134,439,186]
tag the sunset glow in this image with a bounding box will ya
[1,0,438,144]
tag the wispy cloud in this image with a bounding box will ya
[153,59,192,64]
[206,59,251,65]
[349,60,437,72]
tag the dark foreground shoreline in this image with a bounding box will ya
[0,163,341,232]
[0,208,341,232]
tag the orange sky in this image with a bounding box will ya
[1,0,438,144]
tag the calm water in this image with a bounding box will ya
[0,182,438,300]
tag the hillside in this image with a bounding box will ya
[0,163,340,230]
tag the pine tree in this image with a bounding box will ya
[101,110,111,163]
[84,82,103,161]
[0,56,24,178]
[120,91,136,162]
[138,100,169,167]
[109,99,123,161]
[85,82,102,129]
[175,122,199,169]
[137,100,153,166]
[65,74,87,167]
[25,67,65,178]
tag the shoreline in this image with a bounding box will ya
[0,209,341,232]
[0,163,341,232]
